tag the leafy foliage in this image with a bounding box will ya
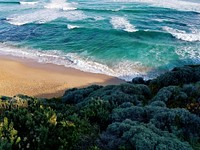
[62,85,102,104]
[149,65,200,93]
[79,98,111,130]
[98,119,192,150]
[151,82,200,116]
[0,65,200,149]
[111,104,200,144]
[78,83,152,109]
[0,96,98,150]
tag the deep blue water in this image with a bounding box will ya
[0,0,200,80]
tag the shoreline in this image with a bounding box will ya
[0,54,124,98]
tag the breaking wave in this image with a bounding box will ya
[6,0,85,26]
[163,26,200,42]
[6,9,87,26]
[112,0,200,13]
[20,1,38,5]
[44,0,77,11]
[0,43,152,81]
[110,16,137,32]
[67,24,80,29]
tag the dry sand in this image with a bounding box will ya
[0,55,124,98]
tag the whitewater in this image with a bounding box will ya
[0,0,200,80]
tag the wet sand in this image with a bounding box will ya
[0,55,124,98]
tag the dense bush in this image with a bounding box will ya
[0,138,12,150]
[0,65,200,149]
[0,96,98,150]
[111,105,147,123]
[151,82,200,116]
[79,98,111,130]
[81,83,152,107]
[149,65,200,93]
[111,104,200,146]
[151,108,200,143]
[62,85,102,104]
[151,86,188,108]
[98,119,192,150]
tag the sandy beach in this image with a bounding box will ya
[0,55,124,98]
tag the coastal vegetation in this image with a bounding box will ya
[0,65,200,150]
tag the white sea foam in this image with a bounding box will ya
[7,9,87,26]
[152,19,165,22]
[94,16,105,21]
[0,43,151,81]
[20,1,38,5]
[152,18,174,23]
[6,0,87,26]
[44,0,77,11]
[110,16,137,32]
[67,24,80,29]
[7,10,59,26]
[112,0,200,13]
[175,45,200,63]
[163,26,200,42]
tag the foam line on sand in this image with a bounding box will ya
[0,55,124,98]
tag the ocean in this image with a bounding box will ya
[0,0,200,81]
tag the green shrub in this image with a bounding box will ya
[98,119,192,150]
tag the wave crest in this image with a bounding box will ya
[67,24,80,30]
[112,0,200,13]
[7,9,87,26]
[6,0,85,26]
[110,16,137,32]
[44,0,77,11]
[20,1,38,5]
[163,26,200,42]
[0,43,151,81]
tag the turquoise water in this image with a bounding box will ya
[0,0,200,80]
